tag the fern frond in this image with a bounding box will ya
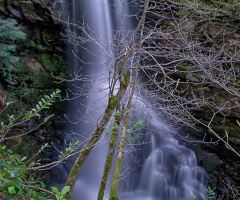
[0,18,26,81]
[23,89,61,120]
[0,19,26,40]
[0,44,16,53]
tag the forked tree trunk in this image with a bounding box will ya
[109,69,137,200]
[65,76,130,199]
[110,1,149,197]
[65,1,149,198]
[97,111,121,200]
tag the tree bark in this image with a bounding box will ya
[65,74,130,199]
[97,112,121,200]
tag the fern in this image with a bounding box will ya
[0,18,26,83]
[0,89,61,140]
[0,18,26,61]
[0,18,26,41]
[23,89,61,120]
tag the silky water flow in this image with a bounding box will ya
[56,0,207,199]
[121,109,206,200]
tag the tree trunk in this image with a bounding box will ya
[65,75,130,199]
[97,112,121,200]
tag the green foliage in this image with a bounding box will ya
[51,186,70,200]
[193,186,215,200]
[125,120,144,143]
[114,110,121,120]
[206,186,215,199]
[59,138,79,160]
[0,144,49,199]
[192,195,198,200]
[0,89,72,199]
[23,88,61,120]
[0,89,61,139]
[127,132,139,143]
[126,120,144,133]
[0,18,26,83]
[105,112,144,144]
[0,6,5,12]
[106,110,121,135]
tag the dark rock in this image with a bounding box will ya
[202,154,222,173]
[39,135,45,141]
[41,158,52,163]
[7,6,22,19]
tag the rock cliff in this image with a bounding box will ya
[0,0,66,106]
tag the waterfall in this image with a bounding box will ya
[57,0,207,200]
[122,130,206,200]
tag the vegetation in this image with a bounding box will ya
[0,18,26,84]
[193,187,215,200]
[0,89,65,199]
[1,0,240,199]
[58,0,240,199]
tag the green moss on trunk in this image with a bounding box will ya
[110,125,127,200]
[65,81,129,199]
[97,122,120,200]
[64,105,114,199]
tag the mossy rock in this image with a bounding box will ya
[30,71,55,88]
[202,155,221,173]
[38,53,57,72]
[38,53,66,73]
[191,143,203,163]
[193,106,214,121]
[12,142,31,156]
[210,122,240,140]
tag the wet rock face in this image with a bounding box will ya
[0,0,63,39]
[189,142,240,199]
[0,0,67,95]
[0,1,68,186]
[1,0,61,25]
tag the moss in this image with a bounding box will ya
[39,53,55,71]
[123,73,130,86]
[12,142,30,156]
[98,123,119,200]
[29,71,54,88]
[109,96,119,109]
[65,106,116,199]
[202,156,221,173]
[37,53,66,73]
[98,111,121,200]
[110,128,127,200]
[110,157,122,200]
[193,107,214,121]
[12,61,30,73]
[30,40,36,47]
[210,123,240,139]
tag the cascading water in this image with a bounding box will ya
[56,1,119,199]
[57,0,207,199]
[121,113,206,200]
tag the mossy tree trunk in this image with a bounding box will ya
[65,1,149,198]
[110,64,137,200]
[109,0,148,197]
[97,106,121,200]
[65,75,130,199]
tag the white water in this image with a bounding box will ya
[122,129,206,200]
[58,0,207,200]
